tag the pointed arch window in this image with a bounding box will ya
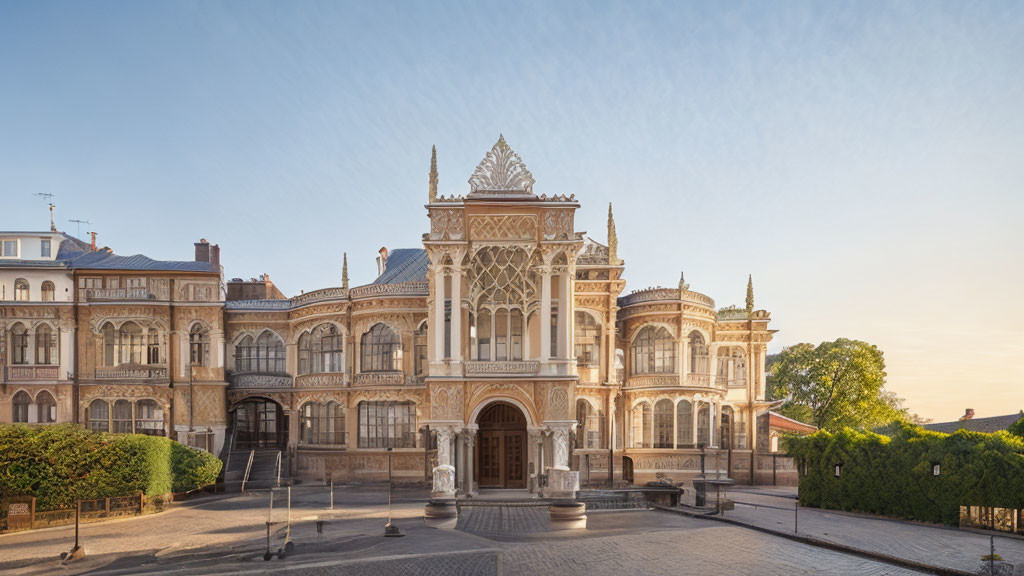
[11,323,29,365]
[299,324,344,374]
[235,335,254,372]
[36,391,56,423]
[12,391,31,422]
[654,399,674,448]
[630,326,675,375]
[189,325,209,367]
[360,324,401,372]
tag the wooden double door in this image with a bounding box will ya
[476,403,527,489]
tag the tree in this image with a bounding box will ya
[767,339,908,431]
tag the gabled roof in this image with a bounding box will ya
[923,412,1023,434]
[768,411,818,434]
[372,249,428,285]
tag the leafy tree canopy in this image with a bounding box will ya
[767,338,913,431]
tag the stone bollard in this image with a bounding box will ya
[548,501,587,530]
[423,499,458,529]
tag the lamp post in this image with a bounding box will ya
[384,446,403,537]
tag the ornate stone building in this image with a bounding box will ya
[1,135,777,493]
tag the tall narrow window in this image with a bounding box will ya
[360,324,400,372]
[14,278,29,301]
[676,401,693,447]
[36,391,56,423]
[307,324,344,373]
[494,309,508,361]
[510,310,523,361]
[444,299,452,359]
[40,281,55,302]
[135,400,164,436]
[35,324,56,364]
[11,323,29,365]
[697,403,710,446]
[189,325,209,367]
[102,323,115,366]
[630,326,675,374]
[2,239,18,257]
[112,399,133,433]
[721,406,734,450]
[654,399,673,448]
[689,331,709,374]
[298,333,311,375]
[119,322,143,365]
[574,311,600,366]
[476,311,491,361]
[414,323,428,377]
[12,391,31,423]
[40,239,51,258]
[146,332,161,365]
[235,335,254,372]
[550,302,559,358]
[256,331,285,373]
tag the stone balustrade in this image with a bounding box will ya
[463,360,540,376]
[295,373,347,388]
[353,371,405,386]
[6,365,61,381]
[229,372,293,389]
[96,365,168,380]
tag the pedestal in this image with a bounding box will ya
[544,468,580,499]
[549,502,587,530]
[425,464,458,529]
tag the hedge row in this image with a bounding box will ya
[785,422,1024,526]
[0,424,222,509]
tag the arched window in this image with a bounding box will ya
[654,399,674,448]
[630,326,675,375]
[189,325,209,367]
[358,401,415,448]
[112,399,133,433]
[11,323,29,365]
[676,400,693,447]
[235,335,254,372]
[35,324,56,365]
[41,281,55,302]
[360,324,400,372]
[36,391,56,423]
[256,331,285,373]
[414,323,428,377]
[135,399,164,436]
[88,399,110,432]
[14,278,29,301]
[689,331,709,374]
[300,401,345,445]
[697,403,710,446]
[12,391,31,422]
[118,322,144,365]
[574,311,600,366]
[300,324,344,374]
[632,402,652,448]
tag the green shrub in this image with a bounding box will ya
[0,424,222,509]
[785,422,1024,526]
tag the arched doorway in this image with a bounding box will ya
[233,398,285,449]
[475,402,527,489]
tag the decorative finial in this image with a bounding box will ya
[342,253,349,290]
[468,134,535,194]
[607,202,619,264]
[745,274,754,314]
[49,204,56,232]
[428,145,438,203]
[678,271,689,291]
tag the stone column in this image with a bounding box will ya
[454,430,463,493]
[758,347,767,399]
[529,428,544,493]
[709,343,719,388]
[433,266,446,362]
[681,334,690,381]
[708,402,716,448]
[557,269,570,360]
[431,426,456,498]
[450,266,462,363]
[692,398,700,446]
[540,267,552,362]
[464,427,477,496]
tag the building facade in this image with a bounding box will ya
[1,136,777,492]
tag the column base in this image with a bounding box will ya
[423,499,458,530]
[549,501,587,530]
[544,468,580,499]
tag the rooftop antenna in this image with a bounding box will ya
[68,219,92,239]
[33,193,57,231]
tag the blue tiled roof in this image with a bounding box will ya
[51,233,219,273]
[372,248,429,285]
[923,412,1022,434]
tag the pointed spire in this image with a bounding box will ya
[678,271,689,292]
[607,202,618,264]
[428,145,438,203]
[342,253,349,290]
[745,274,754,314]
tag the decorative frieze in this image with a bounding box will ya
[8,366,60,381]
[464,361,540,376]
[96,366,168,380]
[229,373,293,389]
[353,372,405,386]
[468,215,537,241]
[626,374,680,388]
[292,287,349,307]
[295,373,347,388]
[349,282,429,299]
[429,208,466,241]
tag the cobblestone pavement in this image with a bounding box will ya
[718,488,1024,574]
[0,486,941,575]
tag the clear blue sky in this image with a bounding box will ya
[2,1,1022,420]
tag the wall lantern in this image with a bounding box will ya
[932,463,941,476]
[834,463,843,477]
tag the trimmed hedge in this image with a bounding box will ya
[0,424,222,509]
[785,422,1024,526]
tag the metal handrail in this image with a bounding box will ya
[275,451,282,487]
[241,450,255,493]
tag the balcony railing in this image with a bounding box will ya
[686,373,710,388]
[86,288,153,301]
[6,365,60,381]
[626,374,681,388]
[229,372,293,389]
[353,371,405,386]
[96,365,168,380]
[464,361,540,377]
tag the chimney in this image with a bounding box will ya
[210,243,220,268]
[195,238,210,263]
[376,246,389,276]
[961,408,975,421]
[89,231,97,251]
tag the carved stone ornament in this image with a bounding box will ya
[430,384,463,420]
[468,134,535,194]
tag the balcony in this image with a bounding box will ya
[295,373,347,388]
[6,365,60,381]
[85,288,153,301]
[353,371,405,386]
[229,372,293,389]
[96,365,168,380]
[464,361,540,377]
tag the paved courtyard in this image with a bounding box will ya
[0,484,1003,575]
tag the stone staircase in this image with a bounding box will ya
[224,448,284,491]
